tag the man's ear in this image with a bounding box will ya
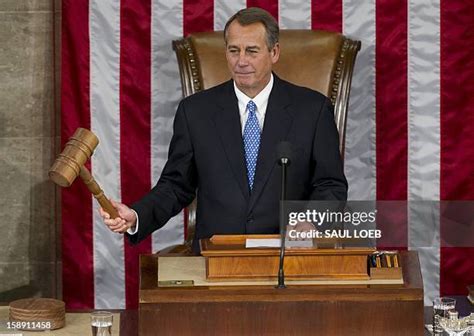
[271,42,280,63]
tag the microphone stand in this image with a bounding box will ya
[276,157,289,289]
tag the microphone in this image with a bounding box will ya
[276,141,292,289]
[276,141,292,167]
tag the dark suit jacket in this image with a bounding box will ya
[129,75,348,252]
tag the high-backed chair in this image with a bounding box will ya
[170,30,361,252]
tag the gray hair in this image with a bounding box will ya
[224,7,279,50]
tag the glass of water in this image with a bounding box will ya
[439,314,472,336]
[91,311,113,336]
[433,297,456,335]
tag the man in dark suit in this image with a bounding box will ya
[101,7,347,252]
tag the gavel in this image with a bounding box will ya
[49,128,119,219]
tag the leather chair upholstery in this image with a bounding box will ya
[173,30,361,157]
[168,30,361,252]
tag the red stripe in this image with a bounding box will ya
[246,0,279,22]
[61,0,94,309]
[120,0,152,309]
[311,0,342,32]
[375,0,408,201]
[375,0,408,250]
[183,0,214,37]
[440,0,474,296]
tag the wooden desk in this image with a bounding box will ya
[139,251,424,336]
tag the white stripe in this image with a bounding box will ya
[150,0,185,253]
[89,0,125,309]
[214,0,245,31]
[279,0,311,29]
[407,0,441,305]
[343,0,376,201]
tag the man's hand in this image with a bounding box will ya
[99,200,137,234]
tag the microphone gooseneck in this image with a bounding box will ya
[276,141,292,289]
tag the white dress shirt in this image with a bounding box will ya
[234,73,274,133]
[127,74,274,235]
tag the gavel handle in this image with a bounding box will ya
[79,166,119,219]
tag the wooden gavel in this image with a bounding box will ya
[49,128,119,219]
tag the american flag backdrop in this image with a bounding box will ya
[61,0,474,309]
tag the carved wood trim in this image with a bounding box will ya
[332,36,362,160]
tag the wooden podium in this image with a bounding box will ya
[139,236,424,335]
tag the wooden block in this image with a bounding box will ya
[370,267,403,280]
[201,235,375,281]
[369,253,403,280]
[9,298,65,330]
[206,254,370,280]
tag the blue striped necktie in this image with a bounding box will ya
[243,100,261,190]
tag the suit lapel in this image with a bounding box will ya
[248,77,293,212]
[213,81,250,201]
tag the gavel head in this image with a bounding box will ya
[49,128,99,187]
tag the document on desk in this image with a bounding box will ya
[245,238,281,248]
[245,239,313,248]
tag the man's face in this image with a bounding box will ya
[225,21,280,98]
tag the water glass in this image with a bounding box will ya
[91,311,113,336]
[433,297,456,335]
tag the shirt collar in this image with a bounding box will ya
[233,73,274,114]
